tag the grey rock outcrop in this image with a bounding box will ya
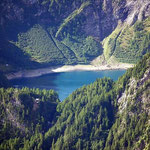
[0,0,150,40]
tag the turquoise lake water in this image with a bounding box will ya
[10,70,126,101]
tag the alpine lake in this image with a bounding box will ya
[10,70,126,101]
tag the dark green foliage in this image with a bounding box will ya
[115,21,150,63]
[113,53,150,103]
[0,51,149,149]
[134,22,144,31]
[13,24,102,65]
[43,53,150,150]
[16,24,67,65]
[55,1,90,38]
[41,0,89,19]
[0,87,59,150]
[42,53,150,150]
[1,0,149,72]
[106,18,150,64]
[44,77,115,150]
[104,99,149,150]
[0,73,9,88]
[0,0,101,72]
[0,39,41,73]
[104,53,150,150]
[0,0,150,148]
[131,52,150,79]
[62,35,103,63]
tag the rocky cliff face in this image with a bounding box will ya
[104,53,150,150]
[1,0,150,40]
[0,0,150,71]
[83,0,150,39]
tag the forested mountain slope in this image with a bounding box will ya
[0,0,150,149]
[43,53,150,150]
[104,53,150,150]
[0,53,149,150]
[0,0,150,73]
[0,88,59,149]
[103,17,150,64]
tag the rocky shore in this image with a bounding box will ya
[6,63,134,80]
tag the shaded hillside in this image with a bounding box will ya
[44,53,150,150]
[12,24,101,65]
[0,52,149,149]
[0,38,41,73]
[104,52,150,150]
[0,72,9,88]
[44,77,115,149]
[0,88,59,149]
[0,0,150,73]
[1,0,150,40]
[103,17,150,64]
[0,0,150,149]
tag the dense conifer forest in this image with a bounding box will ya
[0,0,150,73]
[0,53,149,150]
[0,0,150,149]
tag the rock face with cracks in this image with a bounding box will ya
[1,0,150,40]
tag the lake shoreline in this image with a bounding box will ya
[6,63,134,80]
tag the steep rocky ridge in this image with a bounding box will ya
[101,17,150,64]
[0,0,150,72]
[104,53,150,150]
[43,53,150,150]
[1,0,150,39]
[0,53,149,149]
[0,87,59,149]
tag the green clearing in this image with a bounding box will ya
[103,18,150,64]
